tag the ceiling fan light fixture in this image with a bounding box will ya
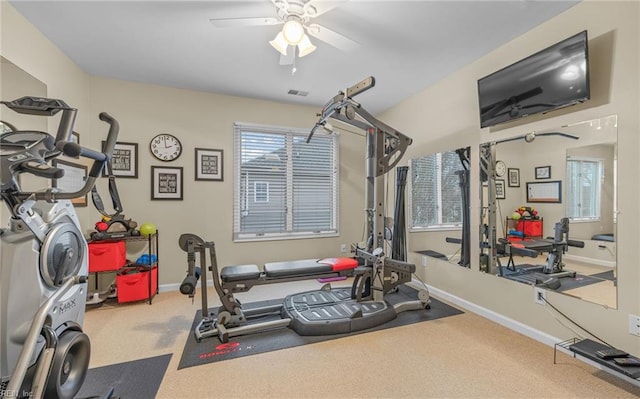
[269,31,289,56]
[297,34,316,57]
[282,19,305,45]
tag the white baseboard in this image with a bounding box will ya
[408,280,561,347]
[409,280,640,387]
[564,254,615,268]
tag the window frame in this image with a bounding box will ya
[253,181,270,203]
[233,122,339,242]
[566,156,603,222]
[408,151,464,232]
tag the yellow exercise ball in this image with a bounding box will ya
[139,223,157,237]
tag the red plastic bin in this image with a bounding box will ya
[88,241,127,272]
[116,266,157,303]
[517,219,543,237]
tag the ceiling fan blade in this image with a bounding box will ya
[304,0,350,18]
[209,17,280,28]
[306,23,359,52]
[279,47,295,65]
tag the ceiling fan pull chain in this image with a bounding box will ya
[291,51,297,76]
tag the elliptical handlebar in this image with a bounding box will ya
[1,97,120,202]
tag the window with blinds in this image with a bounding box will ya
[233,123,339,241]
[409,151,463,230]
[566,157,602,221]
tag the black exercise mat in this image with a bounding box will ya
[502,266,604,292]
[178,286,463,369]
[76,353,171,399]
[556,274,604,292]
[590,270,615,281]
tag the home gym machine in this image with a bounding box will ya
[180,77,430,343]
[499,217,584,289]
[1,96,119,399]
[479,131,580,285]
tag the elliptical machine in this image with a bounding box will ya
[0,96,119,399]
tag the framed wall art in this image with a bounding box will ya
[52,159,88,207]
[527,180,562,203]
[195,148,223,181]
[102,141,138,178]
[495,179,506,199]
[535,165,551,180]
[507,168,520,187]
[151,166,183,200]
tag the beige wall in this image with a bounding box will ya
[87,77,367,282]
[381,1,639,354]
[2,1,639,355]
[1,2,367,289]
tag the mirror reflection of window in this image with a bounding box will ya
[566,157,603,221]
[410,150,463,229]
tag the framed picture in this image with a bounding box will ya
[51,159,88,207]
[195,148,223,181]
[70,131,80,144]
[102,141,138,178]
[507,168,520,187]
[151,166,183,200]
[535,165,551,180]
[527,180,562,203]
[495,179,506,199]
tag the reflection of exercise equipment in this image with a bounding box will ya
[0,96,119,399]
[444,147,471,267]
[479,132,579,274]
[181,77,429,343]
[498,218,584,289]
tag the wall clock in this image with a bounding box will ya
[150,133,182,162]
[495,160,506,177]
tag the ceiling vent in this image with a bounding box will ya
[287,89,309,97]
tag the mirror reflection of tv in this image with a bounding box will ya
[478,30,590,129]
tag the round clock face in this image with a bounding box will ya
[150,133,182,162]
[495,160,507,177]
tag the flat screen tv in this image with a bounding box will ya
[478,30,590,128]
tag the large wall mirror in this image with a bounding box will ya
[479,115,617,308]
[409,147,471,268]
[1,56,47,131]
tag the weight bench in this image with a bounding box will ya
[220,257,359,293]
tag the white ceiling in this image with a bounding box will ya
[9,0,579,114]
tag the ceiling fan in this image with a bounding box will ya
[209,0,359,66]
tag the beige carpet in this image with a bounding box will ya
[83,280,640,398]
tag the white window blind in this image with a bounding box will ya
[409,151,463,229]
[234,123,338,241]
[566,157,602,220]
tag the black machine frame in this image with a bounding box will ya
[180,77,430,343]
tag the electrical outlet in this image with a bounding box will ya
[629,314,640,336]
[422,256,428,267]
[534,287,546,305]
[340,244,347,253]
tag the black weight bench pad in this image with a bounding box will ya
[221,264,261,282]
[265,259,333,278]
[570,339,640,379]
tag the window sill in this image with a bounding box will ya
[409,226,462,233]
[233,231,339,243]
